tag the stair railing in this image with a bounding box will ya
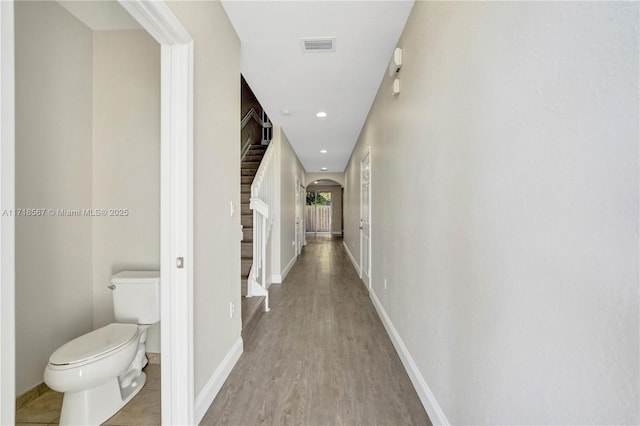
[241,137,252,161]
[247,139,278,311]
[241,108,264,129]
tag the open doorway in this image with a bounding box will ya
[306,190,333,234]
[1,1,195,424]
[305,180,343,237]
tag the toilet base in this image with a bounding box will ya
[59,372,147,426]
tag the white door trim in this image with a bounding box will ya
[116,2,195,424]
[1,2,195,423]
[295,178,301,256]
[359,146,372,288]
[300,183,307,248]
[0,1,16,424]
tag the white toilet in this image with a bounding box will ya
[44,271,160,426]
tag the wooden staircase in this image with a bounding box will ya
[241,143,269,338]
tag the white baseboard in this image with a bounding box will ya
[369,290,449,426]
[194,336,243,424]
[342,240,360,277]
[272,255,296,284]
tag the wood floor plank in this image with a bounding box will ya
[200,235,431,426]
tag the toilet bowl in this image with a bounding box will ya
[44,323,147,425]
[44,271,160,426]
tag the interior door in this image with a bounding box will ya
[299,184,306,248]
[295,181,304,255]
[360,150,371,288]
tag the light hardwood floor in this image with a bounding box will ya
[201,235,431,426]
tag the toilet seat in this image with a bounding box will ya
[49,323,139,368]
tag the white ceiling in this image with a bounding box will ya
[57,1,141,31]
[222,1,414,172]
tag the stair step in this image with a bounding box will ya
[241,194,251,205]
[241,258,252,276]
[241,168,258,176]
[241,214,253,227]
[242,161,260,169]
[242,227,252,241]
[241,203,251,215]
[247,145,268,153]
[241,242,252,258]
[241,176,254,185]
[243,154,264,162]
[241,277,248,295]
[240,167,258,177]
[240,184,251,193]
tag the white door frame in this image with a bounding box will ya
[360,147,372,289]
[0,2,196,424]
[118,2,195,424]
[0,1,16,424]
[295,178,303,255]
[300,183,307,247]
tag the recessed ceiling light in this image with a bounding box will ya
[321,167,328,171]
[281,108,292,116]
[316,111,327,118]
[314,181,319,184]
[320,149,327,154]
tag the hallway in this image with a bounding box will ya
[201,235,431,425]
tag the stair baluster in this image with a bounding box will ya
[246,140,278,312]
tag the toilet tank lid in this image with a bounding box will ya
[111,270,160,284]
[49,323,139,366]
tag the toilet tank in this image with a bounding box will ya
[110,270,160,324]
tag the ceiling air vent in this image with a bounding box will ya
[301,37,336,53]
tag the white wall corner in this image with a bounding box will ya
[369,289,449,426]
[343,240,360,277]
[194,336,243,424]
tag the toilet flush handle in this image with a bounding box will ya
[107,284,116,290]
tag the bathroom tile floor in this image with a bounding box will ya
[16,363,161,426]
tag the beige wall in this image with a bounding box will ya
[306,184,342,234]
[278,129,306,279]
[344,2,638,424]
[92,30,160,351]
[15,1,94,394]
[166,0,242,397]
